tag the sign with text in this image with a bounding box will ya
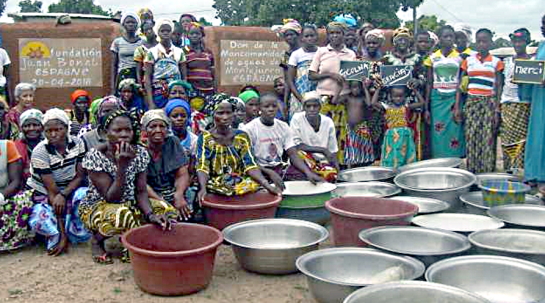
[340,60,370,81]
[18,38,102,88]
[219,40,288,86]
[513,59,545,84]
[380,65,414,87]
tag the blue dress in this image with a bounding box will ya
[524,41,545,182]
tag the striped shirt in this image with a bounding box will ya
[110,37,143,72]
[26,136,85,195]
[461,53,504,96]
[186,48,215,93]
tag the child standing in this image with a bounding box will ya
[373,82,424,169]
[341,80,375,168]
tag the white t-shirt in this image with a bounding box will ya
[290,112,338,160]
[242,118,297,167]
[501,56,527,104]
[0,48,11,87]
[288,47,317,67]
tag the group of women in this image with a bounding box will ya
[0,9,544,265]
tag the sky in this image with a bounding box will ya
[1,0,543,39]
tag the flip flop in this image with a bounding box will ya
[120,249,131,263]
[93,253,113,265]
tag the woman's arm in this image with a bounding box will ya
[111,52,118,94]
[147,185,163,200]
[426,66,433,106]
[136,61,144,87]
[196,171,209,202]
[61,162,84,197]
[179,62,188,80]
[309,70,344,83]
[3,160,22,198]
[287,65,303,101]
[286,147,323,184]
[247,168,282,195]
[144,63,155,109]
[135,171,152,216]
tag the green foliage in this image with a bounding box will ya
[213,0,425,28]
[405,15,447,34]
[0,0,7,17]
[493,37,512,49]
[198,17,213,26]
[19,0,42,12]
[47,0,109,16]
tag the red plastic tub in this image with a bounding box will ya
[325,197,419,246]
[202,191,282,230]
[121,223,223,296]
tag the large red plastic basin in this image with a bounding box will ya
[325,197,419,246]
[202,191,282,230]
[121,223,223,296]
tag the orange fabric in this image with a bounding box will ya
[70,89,90,104]
[5,140,21,163]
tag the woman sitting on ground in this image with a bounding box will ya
[165,98,198,156]
[14,109,43,181]
[6,83,36,139]
[80,110,178,264]
[81,96,124,151]
[118,78,147,113]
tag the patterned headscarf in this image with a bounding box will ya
[141,109,170,129]
[154,18,175,36]
[165,98,191,127]
[276,19,302,36]
[70,89,90,105]
[118,78,141,92]
[89,98,103,126]
[188,22,205,36]
[204,93,237,116]
[393,27,412,42]
[120,12,141,28]
[103,110,140,144]
[97,95,124,129]
[333,14,357,29]
[168,80,193,94]
[238,90,259,103]
[137,8,153,21]
[20,109,43,127]
[327,21,348,32]
[365,29,385,42]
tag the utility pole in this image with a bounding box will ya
[413,6,418,36]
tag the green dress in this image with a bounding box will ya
[380,104,416,169]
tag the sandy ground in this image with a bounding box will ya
[0,241,321,303]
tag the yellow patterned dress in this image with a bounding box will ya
[380,104,416,169]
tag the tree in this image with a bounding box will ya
[493,37,512,49]
[405,15,447,34]
[0,0,7,17]
[19,0,42,12]
[198,17,213,26]
[213,0,424,28]
[48,0,109,16]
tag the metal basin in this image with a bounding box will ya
[343,281,492,303]
[469,229,545,266]
[296,248,425,303]
[460,192,542,215]
[332,182,401,198]
[394,168,476,211]
[426,255,545,303]
[222,219,328,274]
[387,196,450,214]
[412,213,504,233]
[338,167,396,182]
[359,226,471,267]
[488,205,545,230]
[397,157,462,173]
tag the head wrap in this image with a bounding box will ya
[188,22,205,36]
[165,98,191,124]
[103,110,140,144]
[361,22,374,30]
[180,14,197,22]
[70,89,90,105]
[118,78,141,92]
[233,97,245,109]
[97,95,124,127]
[333,14,357,29]
[510,28,532,44]
[89,98,103,126]
[14,82,36,99]
[141,109,170,129]
[365,29,385,42]
[454,23,472,41]
[393,27,412,42]
[154,18,175,36]
[120,12,141,28]
[238,90,259,103]
[43,108,70,131]
[205,93,237,115]
[168,79,193,93]
[137,8,153,21]
[190,96,206,111]
[274,19,302,37]
[302,91,321,104]
[20,109,43,127]
[327,21,348,32]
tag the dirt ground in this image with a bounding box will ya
[0,240,323,303]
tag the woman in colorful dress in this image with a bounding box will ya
[196,94,282,202]
[309,21,357,165]
[27,109,90,256]
[14,109,43,181]
[7,82,35,138]
[134,20,158,88]
[500,28,532,174]
[67,89,91,136]
[144,19,187,109]
[425,25,466,159]
[276,19,302,107]
[0,98,20,141]
[524,14,545,185]
[80,110,177,264]
[0,139,33,251]
[185,22,215,98]
[455,28,504,173]
[110,12,142,93]
[287,24,318,120]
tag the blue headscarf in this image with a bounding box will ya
[333,14,357,29]
[165,98,191,128]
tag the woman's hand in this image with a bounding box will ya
[263,183,283,196]
[52,194,66,216]
[115,142,136,168]
[306,172,325,185]
[147,213,171,231]
[197,188,207,206]
[424,110,431,124]
[453,107,463,124]
[173,192,192,221]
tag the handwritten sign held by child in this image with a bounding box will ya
[340,60,370,81]
[513,59,545,84]
[380,65,414,87]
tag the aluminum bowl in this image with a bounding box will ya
[397,157,462,173]
[488,204,545,230]
[338,167,396,182]
[394,168,476,211]
[343,281,492,303]
[426,255,545,303]
[469,229,545,266]
[460,192,542,215]
[412,213,504,234]
[222,219,328,274]
[387,196,450,214]
[296,248,425,303]
[332,182,401,198]
[359,226,471,267]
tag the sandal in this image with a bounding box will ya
[93,253,113,265]
[120,248,131,263]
